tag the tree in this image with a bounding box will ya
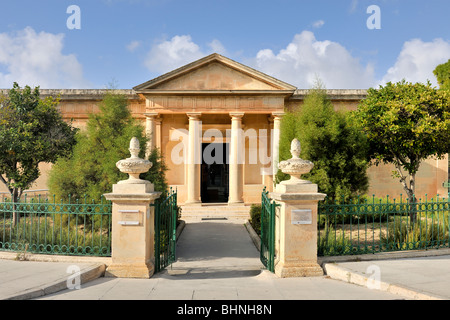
[48,91,168,201]
[434,59,450,90]
[0,83,78,224]
[353,80,450,221]
[277,82,370,201]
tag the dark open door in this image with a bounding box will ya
[201,143,229,203]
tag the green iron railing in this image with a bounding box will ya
[154,188,178,273]
[260,187,276,272]
[0,194,112,257]
[318,193,450,256]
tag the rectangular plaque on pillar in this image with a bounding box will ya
[291,209,312,225]
[118,210,142,226]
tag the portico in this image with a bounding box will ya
[134,53,295,205]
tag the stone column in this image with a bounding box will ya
[272,112,284,178]
[185,112,202,205]
[154,116,162,150]
[270,139,326,278]
[228,112,244,205]
[104,137,161,278]
[144,112,159,159]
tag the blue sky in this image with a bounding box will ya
[0,0,449,89]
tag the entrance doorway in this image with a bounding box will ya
[201,143,229,203]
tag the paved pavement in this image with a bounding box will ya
[1,218,450,301]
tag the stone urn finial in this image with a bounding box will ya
[129,137,141,159]
[278,138,314,185]
[290,138,301,159]
[116,137,153,184]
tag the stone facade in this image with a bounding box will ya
[0,54,448,202]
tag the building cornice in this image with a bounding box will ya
[0,88,369,102]
[290,89,368,100]
[137,89,295,96]
[0,89,141,101]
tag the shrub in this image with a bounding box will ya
[278,81,369,202]
[48,92,168,200]
[381,215,450,251]
[249,204,262,235]
[317,224,353,256]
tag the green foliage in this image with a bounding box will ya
[381,215,450,250]
[144,148,169,199]
[0,83,78,202]
[249,204,262,235]
[352,80,450,200]
[434,59,450,91]
[317,224,353,256]
[277,83,369,201]
[48,92,168,200]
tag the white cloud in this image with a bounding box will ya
[126,40,142,52]
[143,32,377,89]
[380,38,450,87]
[0,27,90,89]
[312,20,325,28]
[349,0,359,13]
[250,31,376,89]
[145,35,205,74]
[208,39,227,55]
[145,35,228,74]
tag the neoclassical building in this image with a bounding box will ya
[1,54,448,204]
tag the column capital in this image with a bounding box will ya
[144,112,159,119]
[186,112,202,120]
[272,111,285,119]
[269,112,285,122]
[154,117,163,125]
[229,112,245,120]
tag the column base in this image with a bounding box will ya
[275,261,323,278]
[105,262,155,279]
[228,201,244,206]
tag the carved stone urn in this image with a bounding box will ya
[116,137,153,184]
[278,138,314,185]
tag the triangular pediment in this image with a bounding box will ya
[133,53,296,92]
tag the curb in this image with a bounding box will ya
[0,251,112,265]
[244,220,261,252]
[323,263,445,300]
[176,220,186,241]
[318,248,450,265]
[4,263,106,300]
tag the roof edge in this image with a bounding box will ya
[133,53,297,92]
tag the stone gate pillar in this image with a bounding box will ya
[104,137,161,278]
[270,139,326,278]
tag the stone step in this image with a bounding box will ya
[180,204,252,220]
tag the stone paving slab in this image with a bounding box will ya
[0,259,105,300]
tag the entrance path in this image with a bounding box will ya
[36,219,404,300]
[167,219,263,279]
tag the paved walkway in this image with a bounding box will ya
[1,219,450,300]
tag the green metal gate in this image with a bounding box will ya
[154,188,178,273]
[260,187,276,272]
